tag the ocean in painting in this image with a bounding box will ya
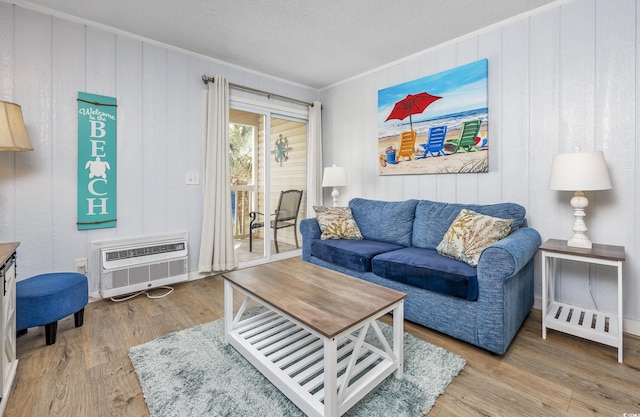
[378,107,488,141]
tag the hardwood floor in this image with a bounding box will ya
[8,269,640,417]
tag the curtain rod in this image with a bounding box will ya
[202,75,314,107]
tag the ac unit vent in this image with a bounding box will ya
[95,233,189,298]
[105,242,186,262]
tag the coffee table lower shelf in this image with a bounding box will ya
[224,281,404,417]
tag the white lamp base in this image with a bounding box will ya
[331,187,340,207]
[567,191,592,249]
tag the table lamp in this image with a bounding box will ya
[549,147,612,249]
[0,100,33,151]
[322,165,347,207]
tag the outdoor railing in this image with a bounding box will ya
[231,185,255,238]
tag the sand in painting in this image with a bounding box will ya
[378,125,488,175]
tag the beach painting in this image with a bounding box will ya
[378,58,488,175]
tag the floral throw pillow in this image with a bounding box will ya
[436,209,513,267]
[313,206,363,240]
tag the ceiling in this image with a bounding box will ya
[16,0,559,89]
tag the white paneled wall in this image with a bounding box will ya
[320,0,640,327]
[0,4,317,290]
[1,0,639,331]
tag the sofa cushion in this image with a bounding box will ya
[310,238,405,273]
[437,209,513,267]
[372,247,478,301]
[349,198,418,247]
[412,200,526,249]
[313,206,363,240]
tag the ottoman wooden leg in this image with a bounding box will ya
[45,321,58,345]
[74,308,85,327]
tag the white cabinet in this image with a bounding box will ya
[0,242,19,416]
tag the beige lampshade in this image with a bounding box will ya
[321,165,347,187]
[0,100,33,151]
[549,147,611,191]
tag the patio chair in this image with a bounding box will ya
[419,125,448,157]
[249,189,303,253]
[396,131,417,161]
[448,120,482,153]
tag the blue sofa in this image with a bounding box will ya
[300,198,541,355]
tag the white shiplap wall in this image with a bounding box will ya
[320,0,640,327]
[2,0,639,332]
[0,4,317,290]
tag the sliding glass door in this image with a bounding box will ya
[230,106,307,265]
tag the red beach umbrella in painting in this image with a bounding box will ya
[385,92,442,131]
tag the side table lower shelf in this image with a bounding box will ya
[544,301,620,348]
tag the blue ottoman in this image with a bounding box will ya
[16,272,88,345]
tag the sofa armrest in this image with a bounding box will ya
[300,218,321,261]
[300,218,321,239]
[477,227,541,280]
[475,226,541,354]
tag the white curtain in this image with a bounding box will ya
[306,101,323,217]
[198,76,237,273]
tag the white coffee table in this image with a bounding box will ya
[223,258,406,417]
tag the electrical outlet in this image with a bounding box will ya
[185,171,200,185]
[75,258,88,275]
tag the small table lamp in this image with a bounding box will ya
[549,147,612,249]
[0,101,33,151]
[322,165,347,207]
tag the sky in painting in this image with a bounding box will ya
[378,59,488,127]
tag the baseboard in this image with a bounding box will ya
[533,296,640,337]
[188,270,212,281]
[624,317,640,337]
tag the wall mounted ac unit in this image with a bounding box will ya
[94,233,188,298]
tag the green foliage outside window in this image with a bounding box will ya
[230,124,253,185]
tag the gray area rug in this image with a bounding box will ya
[129,314,465,417]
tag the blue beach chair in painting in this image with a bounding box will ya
[419,126,448,158]
[447,120,482,153]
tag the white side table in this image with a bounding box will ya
[540,239,625,363]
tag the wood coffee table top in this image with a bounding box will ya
[222,257,406,339]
